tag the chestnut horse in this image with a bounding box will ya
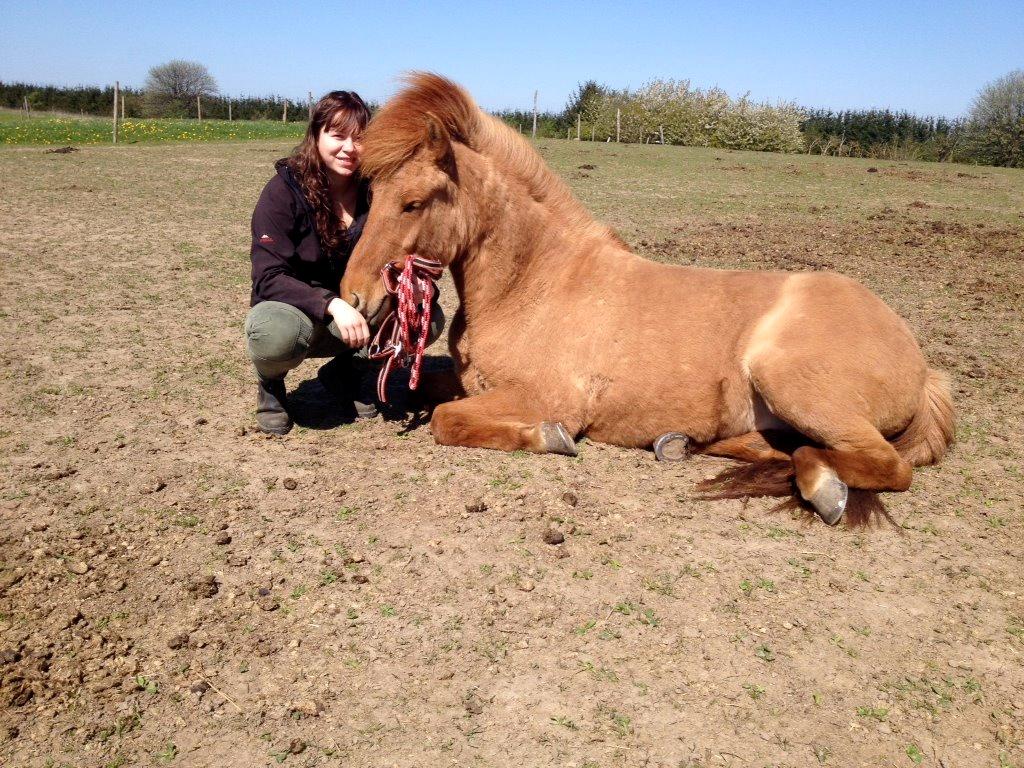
[341,73,954,525]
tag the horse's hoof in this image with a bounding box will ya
[809,475,848,526]
[540,422,576,456]
[653,432,690,462]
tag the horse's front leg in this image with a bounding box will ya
[430,388,578,455]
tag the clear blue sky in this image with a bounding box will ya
[2,0,1021,117]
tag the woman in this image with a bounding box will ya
[244,91,379,434]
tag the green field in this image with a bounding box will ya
[0,109,305,145]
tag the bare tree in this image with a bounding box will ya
[144,60,218,118]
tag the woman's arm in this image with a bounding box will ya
[250,177,338,321]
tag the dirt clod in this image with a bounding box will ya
[289,739,306,754]
[213,532,232,545]
[561,491,578,507]
[466,499,488,513]
[351,574,369,584]
[66,561,89,575]
[282,477,298,490]
[167,633,189,650]
[187,575,218,598]
[190,680,211,695]
[542,528,565,545]
[463,692,485,715]
[257,596,280,611]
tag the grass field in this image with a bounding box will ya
[0,109,305,145]
[0,138,1022,767]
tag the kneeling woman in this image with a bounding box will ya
[245,91,413,434]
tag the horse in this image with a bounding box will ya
[340,73,955,526]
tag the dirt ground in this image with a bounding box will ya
[1,140,1022,768]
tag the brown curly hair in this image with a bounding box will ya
[288,91,371,256]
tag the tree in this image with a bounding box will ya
[144,60,217,118]
[963,70,1024,167]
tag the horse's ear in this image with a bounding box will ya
[423,113,453,166]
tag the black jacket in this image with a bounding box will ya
[249,159,370,321]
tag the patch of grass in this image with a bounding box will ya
[740,577,776,596]
[573,620,597,636]
[743,683,766,700]
[855,705,889,721]
[0,112,305,146]
[550,715,578,730]
[642,572,677,596]
[609,710,632,738]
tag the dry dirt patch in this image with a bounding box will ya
[1,141,1022,767]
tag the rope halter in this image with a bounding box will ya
[367,255,444,403]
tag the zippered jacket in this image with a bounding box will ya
[249,159,369,321]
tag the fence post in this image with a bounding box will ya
[659,125,664,145]
[591,125,595,142]
[282,99,288,122]
[197,95,202,121]
[577,113,581,140]
[531,90,538,140]
[616,108,621,143]
[228,100,232,121]
[308,91,313,120]
[23,95,29,114]
[112,81,119,143]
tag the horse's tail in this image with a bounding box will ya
[890,368,955,467]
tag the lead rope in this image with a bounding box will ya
[367,256,444,403]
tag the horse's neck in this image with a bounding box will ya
[450,192,569,324]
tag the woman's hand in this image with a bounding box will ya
[327,298,371,348]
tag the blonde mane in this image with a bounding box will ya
[361,72,615,241]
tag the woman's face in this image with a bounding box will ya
[317,119,363,181]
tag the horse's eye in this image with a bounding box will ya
[403,201,422,213]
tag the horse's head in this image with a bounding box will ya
[341,74,481,326]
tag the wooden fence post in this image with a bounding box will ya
[197,95,202,121]
[531,90,538,140]
[282,99,288,122]
[591,125,595,142]
[308,91,313,120]
[112,81,119,143]
[577,113,581,140]
[23,95,29,114]
[228,100,232,121]
[659,125,665,145]
[616,108,621,142]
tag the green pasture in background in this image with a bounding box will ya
[0,109,305,145]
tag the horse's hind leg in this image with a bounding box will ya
[700,430,800,463]
[772,412,912,524]
[430,388,579,455]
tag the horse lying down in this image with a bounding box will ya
[340,73,955,526]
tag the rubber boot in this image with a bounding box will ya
[256,376,292,435]
[318,357,378,420]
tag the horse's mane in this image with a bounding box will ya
[361,72,616,241]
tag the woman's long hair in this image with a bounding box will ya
[289,91,371,256]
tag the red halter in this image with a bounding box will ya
[367,256,444,403]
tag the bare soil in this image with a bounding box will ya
[1,141,1022,768]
